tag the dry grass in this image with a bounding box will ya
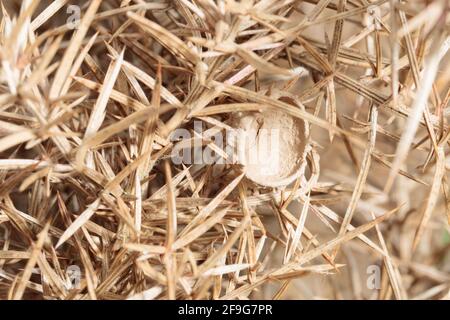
[0,0,449,300]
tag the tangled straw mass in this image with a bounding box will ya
[0,0,449,300]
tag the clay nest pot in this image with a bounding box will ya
[229,95,314,189]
